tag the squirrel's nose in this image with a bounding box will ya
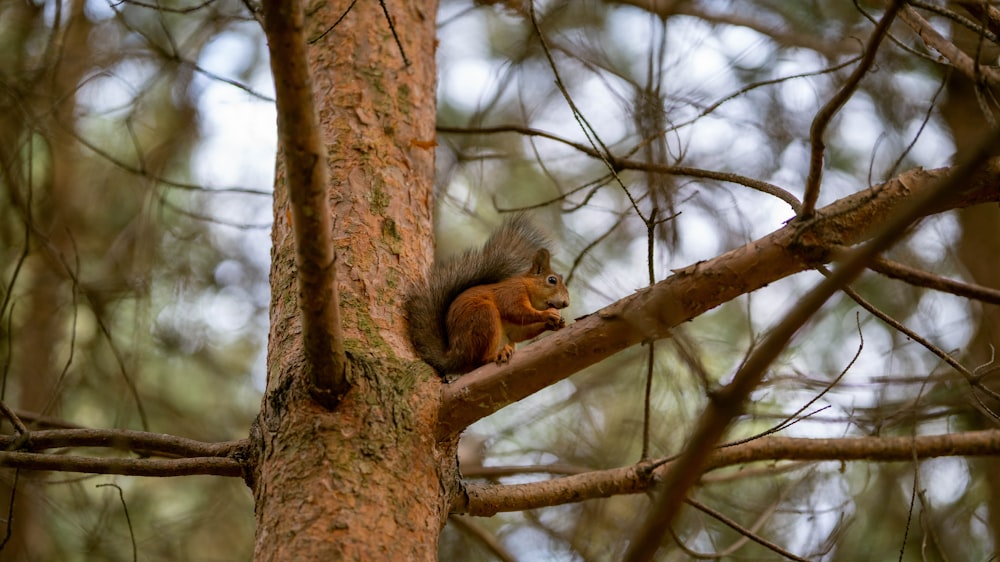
[548,297,569,310]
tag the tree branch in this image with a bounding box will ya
[800,0,901,219]
[261,0,349,408]
[458,429,1000,515]
[685,497,809,562]
[869,257,1000,306]
[0,451,242,477]
[437,125,802,210]
[0,428,245,458]
[0,425,247,477]
[439,158,1000,438]
[900,4,1000,86]
[625,126,1000,562]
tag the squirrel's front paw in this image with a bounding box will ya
[544,309,565,330]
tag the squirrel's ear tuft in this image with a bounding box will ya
[530,248,551,274]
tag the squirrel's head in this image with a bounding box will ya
[528,249,570,310]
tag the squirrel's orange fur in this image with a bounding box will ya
[405,216,570,376]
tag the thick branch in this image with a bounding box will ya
[458,429,1000,515]
[438,159,1000,438]
[900,4,1000,85]
[0,451,242,477]
[261,0,348,406]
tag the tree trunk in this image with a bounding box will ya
[942,16,1000,550]
[251,0,446,559]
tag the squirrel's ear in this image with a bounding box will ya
[530,248,551,274]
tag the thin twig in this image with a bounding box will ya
[0,470,17,552]
[310,0,359,43]
[528,2,643,218]
[686,497,810,562]
[97,483,137,562]
[658,53,865,142]
[0,402,27,437]
[378,0,409,66]
[706,313,863,454]
[801,0,902,219]
[448,515,518,562]
[437,125,801,211]
[886,67,949,178]
[40,232,80,417]
[113,0,218,14]
[641,207,659,461]
[823,267,1000,414]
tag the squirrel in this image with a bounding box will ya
[405,215,570,376]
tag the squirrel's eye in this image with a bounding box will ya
[547,275,558,284]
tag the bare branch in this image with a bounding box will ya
[957,1,1000,40]
[870,257,1000,305]
[96,483,137,562]
[0,428,245,458]
[686,497,810,562]
[437,125,801,211]
[439,157,1000,439]
[65,121,271,196]
[0,451,242,477]
[825,267,1000,414]
[261,0,349,406]
[899,4,1000,85]
[800,0,902,219]
[458,429,1000,515]
[0,401,27,436]
[911,0,1000,46]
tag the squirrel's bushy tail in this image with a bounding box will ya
[404,214,550,374]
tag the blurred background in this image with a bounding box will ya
[1,0,997,560]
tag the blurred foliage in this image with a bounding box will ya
[0,0,268,559]
[2,0,999,560]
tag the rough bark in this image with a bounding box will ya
[252,0,444,560]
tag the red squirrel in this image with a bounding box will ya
[405,215,570,375]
